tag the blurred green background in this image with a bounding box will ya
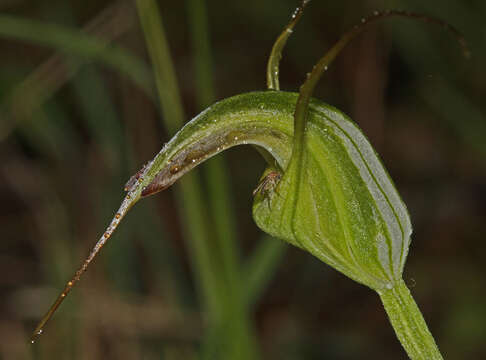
[1,0,485,359]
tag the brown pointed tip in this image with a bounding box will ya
[30,328,43,344]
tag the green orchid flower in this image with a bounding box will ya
[33,4,468,359]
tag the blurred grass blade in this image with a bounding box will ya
[0,14,154,108]
[15,102,79,161]
[244,235,287,307]
[135,0,184,135]
[0,1,139,142]
[136,0,259,358]
[186,0,261,358]
[135,0,222,330]
[186,0,240,305]
[420,78,486,159]
[186,0,216,107]
[71,65,124,166]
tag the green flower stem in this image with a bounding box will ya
[379,280,443,360]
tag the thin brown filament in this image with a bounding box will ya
[30,196,133,343]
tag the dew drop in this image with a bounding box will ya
[115,213,121,219]
[225,131,244,144]
[61,293,66,298]
[185,150,204,165]
[170,165,180,174]
[324,65,328,71]
[361,18,366,23]
[373,10,379,16]
[104,232,110,239]
[67,281,73,287]
[37,329,43,335]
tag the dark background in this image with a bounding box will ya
[1,0,485,359]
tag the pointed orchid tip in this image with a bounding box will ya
[30,328,43,344]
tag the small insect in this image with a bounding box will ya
[253,170,282,200]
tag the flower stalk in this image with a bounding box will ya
[379,280,443,359]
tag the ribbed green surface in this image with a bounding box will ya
[380,280,443,359]
[121,90,411,293]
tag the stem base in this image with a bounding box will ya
[379,279,443,360]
